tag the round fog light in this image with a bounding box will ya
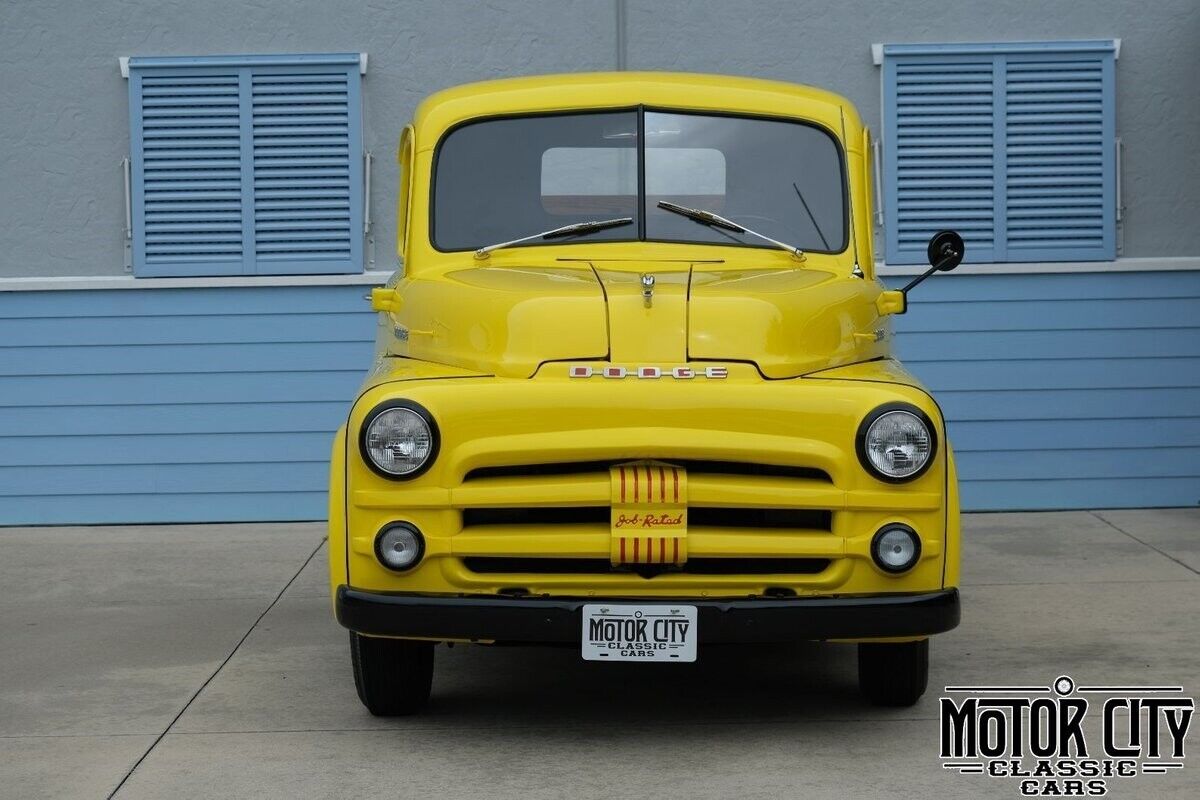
[375,523,425,572]
[871,524,921,573]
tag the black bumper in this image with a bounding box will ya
[335,586,960,644]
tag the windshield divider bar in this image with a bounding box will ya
[636,105,646,242]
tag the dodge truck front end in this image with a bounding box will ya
[329,72,963,715]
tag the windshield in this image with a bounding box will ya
[433,109,847,254]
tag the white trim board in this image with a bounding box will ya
[871,39,1120,65]
[119,52,368,77]
[2,259,1195,291]
[0,271,394,293]
[875,257,1200,277]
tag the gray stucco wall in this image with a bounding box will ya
[1,0,1197,278]
[0,0,616,278]
[626,0,1200,262]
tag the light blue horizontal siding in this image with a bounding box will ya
[0,493,323,527]
[0,371,363,407]
[900,358,1200,390]
[0,271,1195,524]
[899,329,1200,360]
[0,401,348,436]
[961,479,1196,511]
[935,388,1200,421]
[0,342,374,376]
[0,462,328,496]
[0,433,335,466]
[889,269,1200,511]
[894,298,1195,332]
[0,285,369,316]
[0,285,374,524]
[0,313,367,346]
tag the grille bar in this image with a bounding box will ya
[462,506,832,531]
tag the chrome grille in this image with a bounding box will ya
[463,459,832,483]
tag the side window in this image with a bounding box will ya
[878,41,1117,264]
[126,54,364,277]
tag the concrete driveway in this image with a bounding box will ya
[1,510,1197,799]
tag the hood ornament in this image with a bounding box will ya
[641,273,656,307]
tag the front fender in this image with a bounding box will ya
[806,357,959,591]
[328,425,348,607]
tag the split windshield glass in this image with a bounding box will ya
[433,109,847,254]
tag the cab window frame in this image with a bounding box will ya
[428,105,851,257]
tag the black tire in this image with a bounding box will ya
[857,639,929,707]
[349,631,435,716]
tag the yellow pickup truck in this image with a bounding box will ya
[330,72,963,715]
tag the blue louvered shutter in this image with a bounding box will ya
[884,54,1000,263]
[881,42,1116,265]
[131,68,246,276]
[128,54,363,277]
[1003,53,1115,261]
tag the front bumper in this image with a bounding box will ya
[336,585,960,644]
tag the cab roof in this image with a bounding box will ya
[411,72,861,152]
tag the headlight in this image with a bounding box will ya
[360,401,438,479]
[856,404,936,482]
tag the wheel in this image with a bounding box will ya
[857,639,929,707]
[349,631,435,716]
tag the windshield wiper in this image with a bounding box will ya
[656,201,805,261]
[474,217,633,259]
[792,182,830,251]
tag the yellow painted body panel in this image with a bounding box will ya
[327,426,348,593]
[329,73,959,641]
[333,358,959,600]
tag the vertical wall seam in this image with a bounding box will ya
[615,0,627,70]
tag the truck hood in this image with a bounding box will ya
[390,262,885,379]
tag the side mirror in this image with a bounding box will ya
[927,230,964,272]
[877,230,964,316]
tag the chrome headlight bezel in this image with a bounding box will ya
[359,400,440,480]
[855,403,938,483]
[870,523,922,574]
[373,522,426,572]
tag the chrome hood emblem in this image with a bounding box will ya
[641,273,656,307]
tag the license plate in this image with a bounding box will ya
[581,604,697,662]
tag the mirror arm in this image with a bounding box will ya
[900,254,957,295]
[900,263,940,295]
[879,231,963,317]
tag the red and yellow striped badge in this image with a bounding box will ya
[610,461,687,566]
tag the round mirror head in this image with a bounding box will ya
[927,230,965,271]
